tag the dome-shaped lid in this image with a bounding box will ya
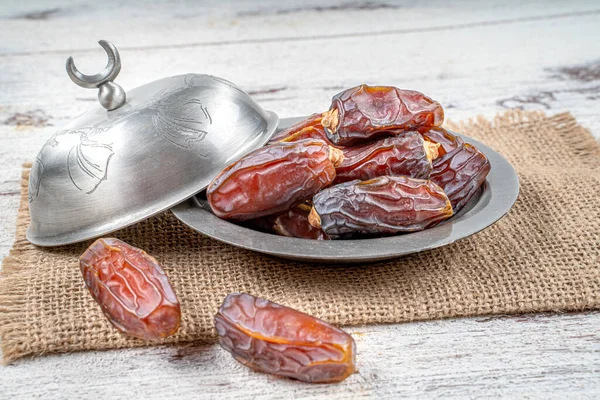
[27,41,278,246]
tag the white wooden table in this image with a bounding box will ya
[1,1,599,398]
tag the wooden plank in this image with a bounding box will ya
[0,0,598,55]
[1,313,599,398]
[2,8,599,132]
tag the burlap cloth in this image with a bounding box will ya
[1,111,599,364]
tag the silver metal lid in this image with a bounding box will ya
[27,40,279,246]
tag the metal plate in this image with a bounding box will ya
[171,117,519,264]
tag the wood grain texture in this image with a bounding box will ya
[1,313,599,399]
[1,0,599,397]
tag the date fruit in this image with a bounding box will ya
[420,127,464,160]
[430,142,491,213]
[333,131,439,184]
[242,204,328,239]
[279,125,336,147]
[309,176,453,238]
[207,139,344,221]
[215,293,356,383]
[322,85,444,146]
[273,203,329,240]
[80,238,181,340]
[268,113,323,143]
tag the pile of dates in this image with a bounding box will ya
[208,85,491,239]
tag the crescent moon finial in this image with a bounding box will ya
[66,40,126,111]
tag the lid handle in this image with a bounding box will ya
[66,40,126,111]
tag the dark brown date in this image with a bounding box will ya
[268,113,323,143]
[241,204,328,239]
[207,139,344,221]
[215,293,356,383]
[333,131,439,184]
[420,127,464,159]
[80,238,181,340]
[279,125,336,147]
[430,142,491,213]
[309,176,453,238]
[322,85,444,146]
[273,203,329,240]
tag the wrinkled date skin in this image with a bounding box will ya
[420,127,464,160]
[322,85,444,146]
[430,142,491,213]
[268,113,323,143]
[309,176,453,238]
[334,131,439,184]
[273,203,329,240]
[207,139,344,221]
[242,204,328,239]
[215,293,356,383]
[279,126,336,147]
[80,238,181,340]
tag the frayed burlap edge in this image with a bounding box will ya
[446,110,600,164]
[1,163,36,363]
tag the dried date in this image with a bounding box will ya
[322,85,444,146]
[334,131,439,184]
[430,142,491,213]
[309,176,453,238]
[420,127,464,160]
[215,293,356,383]
[273,203,329,240]
[241,204,328,239]
[268,113,323,143]
[207,139,344,221]
[80,238,181,340]
[279,125,336,147]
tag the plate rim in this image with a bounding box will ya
[171,116,519,263]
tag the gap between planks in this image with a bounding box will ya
[2,9,599,58]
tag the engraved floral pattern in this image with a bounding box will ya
[29,127,112,202]
[28,157,44,203]
[30,74,216,200]
[66,128,114,194]
[151,96,212,149]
